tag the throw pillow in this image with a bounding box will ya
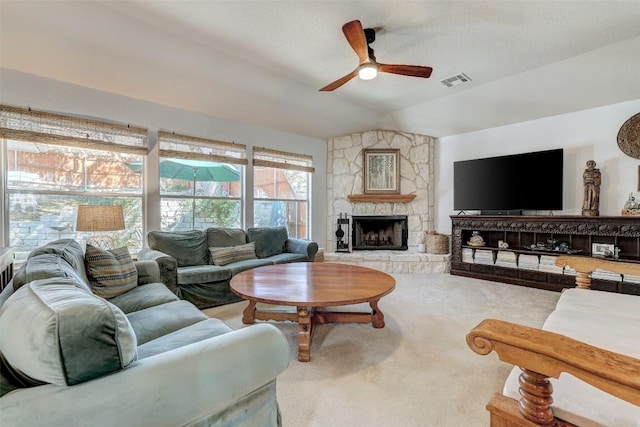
[0,278,137,386]
[209,242,257,266]
[85,244,138,298]
[247,226,288,258]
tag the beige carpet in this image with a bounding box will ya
[204,273,560,427]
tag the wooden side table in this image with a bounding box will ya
[0,247,15,291]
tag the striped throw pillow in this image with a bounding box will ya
[85,245,138,298]
[209,242,257,266]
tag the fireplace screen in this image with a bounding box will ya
[352,215,408,250]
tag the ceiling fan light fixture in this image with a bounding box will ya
[358,63,378,80]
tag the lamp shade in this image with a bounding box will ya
[76,205,125,232]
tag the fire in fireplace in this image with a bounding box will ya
[352,215,408,250]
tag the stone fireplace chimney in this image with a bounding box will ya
[326,130,436,253]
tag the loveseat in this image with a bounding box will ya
[138,226,319,309]
[0,239,290,426]
[467,255,640,426]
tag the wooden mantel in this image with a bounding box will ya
[347,194,416,203]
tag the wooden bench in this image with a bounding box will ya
[467,255,640,426]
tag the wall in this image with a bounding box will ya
[436,99,640,234]
[326,130,436,252]
[0,68,327,244]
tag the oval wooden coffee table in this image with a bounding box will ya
[230,262,395,362]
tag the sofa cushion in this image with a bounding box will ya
[0,278,137,386]
[177,265,232,285]
[148,230,209,267]
[555,288,640,320]
[206,227,247,247]
[227,258,274,276]
[209,242,257,266]
[108,282,179,314]
[137,318,233,359]
[269,252,309,265]
[247,226,288,258]
[126,300,208,345]
[85,244,138,298]
[28,238,89,284]
[12,253,92,294]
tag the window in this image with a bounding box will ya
[253,147,314,239]
[1,105,147,261]
[158,130,247,231]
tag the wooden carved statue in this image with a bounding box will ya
[582,160,601,216]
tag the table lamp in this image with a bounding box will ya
[75,205,125,250]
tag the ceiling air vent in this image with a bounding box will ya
[441,73,471,87]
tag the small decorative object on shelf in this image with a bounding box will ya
[498,240,509,250]
[467,231,485,247]
[614,247,621,259]
[581,160,601,217]
[524,241,581,254]
[335,213,350,252]
[622,192,640,216]
[592,242,616,258]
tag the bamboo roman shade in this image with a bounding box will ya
[252,147,315,173]
[0,104,148,154]
[158,130,248,165]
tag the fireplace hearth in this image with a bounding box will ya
[352,215,408,250]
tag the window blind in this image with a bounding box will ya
[158,130,248,165]
[0,104,148,154]
[252,147,315,173]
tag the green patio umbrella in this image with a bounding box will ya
[127,158,240,228]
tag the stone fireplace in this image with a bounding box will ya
[352,215,408,250]
[324,129,450,273]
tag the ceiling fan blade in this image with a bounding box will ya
[342,20,369,64]
[319,69,359,91]
[378,63,433,78]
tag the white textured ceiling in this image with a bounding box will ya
[1,1,639,139]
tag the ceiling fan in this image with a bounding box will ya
[320,20,433,91]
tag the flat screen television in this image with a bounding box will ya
[453,149,563,212]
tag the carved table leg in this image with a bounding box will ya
[242,300,257,324]
[370,299,385,328]
[518,368,554,425]
[297,307,313,362]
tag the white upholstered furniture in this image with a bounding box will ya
[467,255,640,426]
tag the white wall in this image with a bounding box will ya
[0,68,327,244]
[436,99,640,233]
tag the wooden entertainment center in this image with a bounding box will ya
[450,215,640,295]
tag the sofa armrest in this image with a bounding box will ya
[467,318,640,423]
[134,260,160,285]
[138,248,178,293]
[285,238,318,261]
[0,323,290,427]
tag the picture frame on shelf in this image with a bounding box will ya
[592,243,615,257]
[363,149,400,194]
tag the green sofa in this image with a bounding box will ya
[138,226,319,309]
[0,239,290,426]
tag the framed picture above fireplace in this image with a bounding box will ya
[363,149,400,194]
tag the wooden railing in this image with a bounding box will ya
[466,255,640,426]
